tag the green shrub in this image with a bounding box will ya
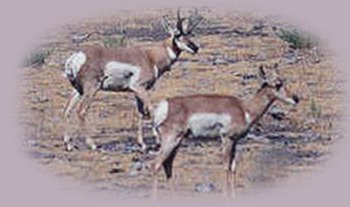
[23,49,52,67]
[103,36,127,48]
[276,28,318,50]
[310,97,322,118]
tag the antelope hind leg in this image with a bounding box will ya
[63,90,81,151]
[75,84,100,150]
[63,90,81,120]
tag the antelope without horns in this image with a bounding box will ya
[62,10,204,151]
[151,66,299,195]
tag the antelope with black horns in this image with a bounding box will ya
[63,9,204,151]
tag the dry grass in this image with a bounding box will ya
[19,9,342,198]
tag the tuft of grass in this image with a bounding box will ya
[310,97,322,118]
[102,36,127,48]
[23,49,52,67]
[276,28,318,50]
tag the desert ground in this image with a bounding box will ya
[19,8,343,198]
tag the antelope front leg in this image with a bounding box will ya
[134,96,147,150]
[151,131,182,198]
[133,87,153,150]
[74,84,100,150]
[137,110,146,151]
[76,90,98,122]
[222,137,238,197]
[152,126,161,151]
[132,86,153,119]
[151,163,160,200]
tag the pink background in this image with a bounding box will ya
[0,0,349,206]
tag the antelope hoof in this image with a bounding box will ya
[65,142,74,151]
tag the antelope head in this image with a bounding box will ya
[258,65,300,106]
[162,9,204,54]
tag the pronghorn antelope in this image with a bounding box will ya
[151,66,299,195]
[63,10,204,151]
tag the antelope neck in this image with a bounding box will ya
[165,38,181,62]
[243,88,276,125]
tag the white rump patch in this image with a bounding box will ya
[102,61,141,90]
[187,113,232,137]
[64,51,86,79]
[153,99,169,127]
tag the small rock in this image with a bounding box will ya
[194,182,215,193]
[198,79,210,87]
[268,106,286,121]
[212,58,229,66]
[28,151,55,160]
[24,139,38,148]
[129,161,144,176]
[122,142,142,154]
[98,140,120,152]
[31,96,49,104]
[194,142,204,148]
[212,57,237,66]
[132,161,144,171]
[282,50,298,64]
[98,110,110,118]
[146,143,161,153]
[71,33,92,44]
[109,168,125,174]
[129,170,138,177]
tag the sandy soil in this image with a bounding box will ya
[19,9,343,198]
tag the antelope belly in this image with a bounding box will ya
[102,61,141,91]
[187,113,231,137]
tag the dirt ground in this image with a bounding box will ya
[19,9,343,198]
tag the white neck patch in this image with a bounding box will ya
[153,65,159,78]
[153,100,169,127]
[244,111,252,126]
[166,46,177,61]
